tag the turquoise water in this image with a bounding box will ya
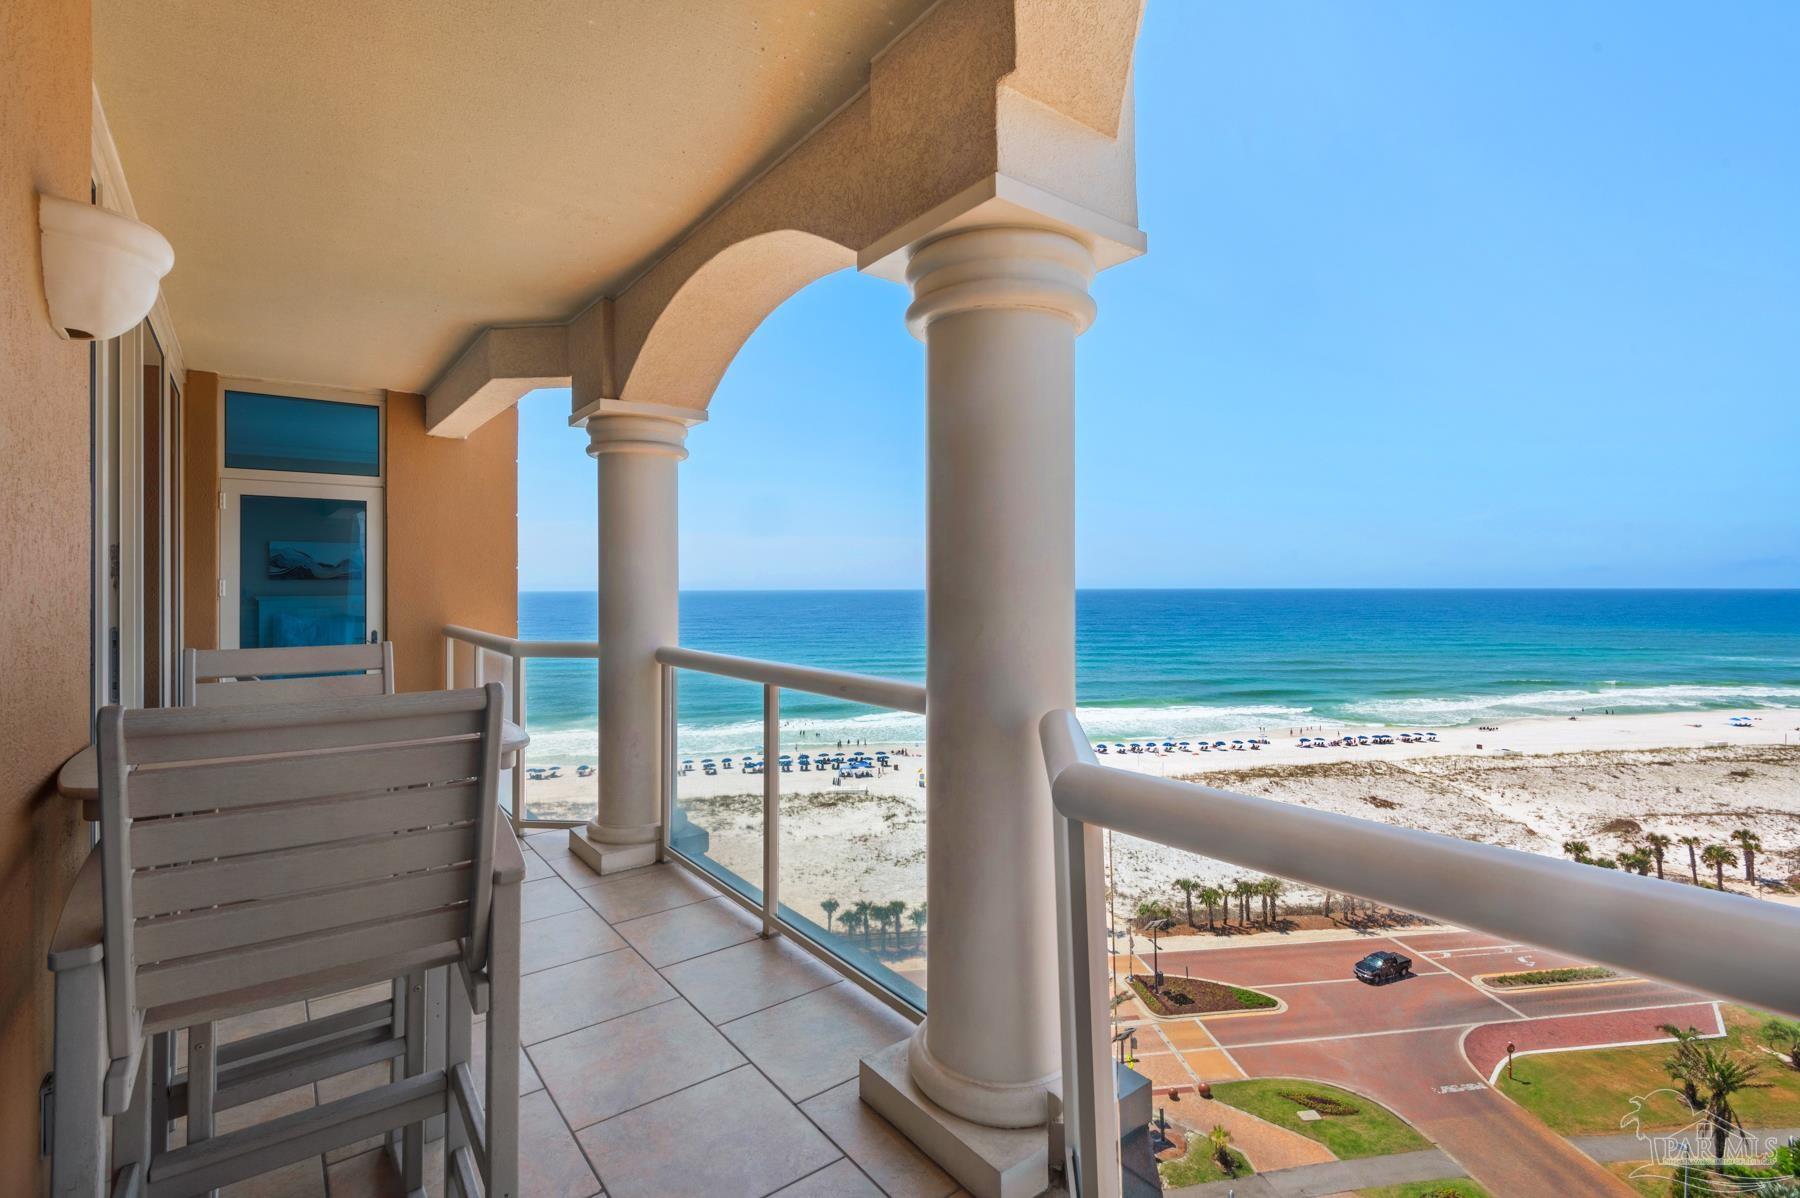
[518,589,1800,761]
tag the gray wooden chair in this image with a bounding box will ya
[49,685,521,1198]
[183,642,396,707]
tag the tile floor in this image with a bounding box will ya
[212,830,972,1198]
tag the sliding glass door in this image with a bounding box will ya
[220,479,385,649]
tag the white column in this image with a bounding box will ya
[905,226,1096,1128]
[569,401,702,875]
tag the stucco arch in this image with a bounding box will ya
[617,228,856,413]
[427,0,1149,434]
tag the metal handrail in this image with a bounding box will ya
[655,644,928,1020]
[1040,707,1800,1198]
[443,624,600,659]
[444,625,600,833]
[654,645,926,713]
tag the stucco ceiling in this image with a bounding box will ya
[93,0,939,393]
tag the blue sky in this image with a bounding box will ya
[518,2,1799,591]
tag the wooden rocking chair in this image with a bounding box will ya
[49,684,521,1197]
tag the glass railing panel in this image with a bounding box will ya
[670,669,765,904]
[515,653,599,825]
[772,693,927,1010]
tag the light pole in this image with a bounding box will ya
[1149,916,1173,988]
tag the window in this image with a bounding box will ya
[224,390,380,476]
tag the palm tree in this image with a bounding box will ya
[1618,848,1653,876]
[1262,878,1285,925]
[1760,1017,1800,1072]
[909,904,928,943]
[1679,835,1704,884]
[1660,1023,1707,1111]
[1730,829,1762,884]
[1645,833,1673,881]
[887,901,908,949]
[1206,1124,1237,1177]
[820,898,840,934]
[1691,1042,1761,1167]
[850,900,874,943]
[1199,885,1224,930]
[1701,844,1738,891]
[1173,878,1199,929]
[1232,880,1252,925]
[1562,839,1592,864]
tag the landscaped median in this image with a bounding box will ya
[1477,965,1619,989]
[1158,1077,1449,1191]
[1128,973,1280,1017]
[1207,1078,1430,1160]
[1155,1125,1256,1188]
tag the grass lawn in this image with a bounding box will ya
[1157,1139,1254,1188]
[1356,1181,1492,1198]
[1209,1078,1430,1159]
[1496,1005,1800,1136]
[1604,1161,1678,1197]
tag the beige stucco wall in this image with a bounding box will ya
[385,391,517,693]
[0,0,93,1190]
[182,370,221,651]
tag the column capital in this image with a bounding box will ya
[902,225,1097,340]
[574,398,707,459]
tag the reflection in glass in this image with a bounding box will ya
[225,391,379,476]
[237,494,368,647]
[670,671,765,905]
[774,697,927,1009]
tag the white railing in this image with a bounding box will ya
[1039,707,1800,1198]
[653,645,927,1016]
[444,625,600,833]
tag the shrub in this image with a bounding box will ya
[1487,966,1617,988]
[1277,1090,1360,1117]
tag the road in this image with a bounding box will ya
[1122,928,1725,1197]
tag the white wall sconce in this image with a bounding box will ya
[38,193,173,341]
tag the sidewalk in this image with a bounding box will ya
[1162,1147,1462,1197]
[1571,1124,1800,1164]
[1128,923,1457,955]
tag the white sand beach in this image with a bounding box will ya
[518,708,1800,927]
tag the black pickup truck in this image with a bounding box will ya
[1353,950,1413,984]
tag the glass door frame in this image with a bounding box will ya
[215,381,386,652]
[218,477,386,651]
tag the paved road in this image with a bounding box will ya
[1133,927,1722,1197]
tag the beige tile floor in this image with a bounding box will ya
[215,830,971,1198]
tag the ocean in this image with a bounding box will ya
[517,589,1800,763]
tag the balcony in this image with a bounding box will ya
[308,840,954,1198]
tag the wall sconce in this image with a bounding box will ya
[38,193,173,341]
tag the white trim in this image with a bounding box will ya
[218,478,386,652]
[567,397,710,428]
[116,324,144,707]
[91,86,184,383]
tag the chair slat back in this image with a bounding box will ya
[96,685,502,1056]
[184,643,396,707]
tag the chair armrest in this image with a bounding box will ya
[49,845,105,971]
[491,822,526,887]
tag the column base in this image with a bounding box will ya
[858,1040,1049,1198]
[567,829,659,875]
